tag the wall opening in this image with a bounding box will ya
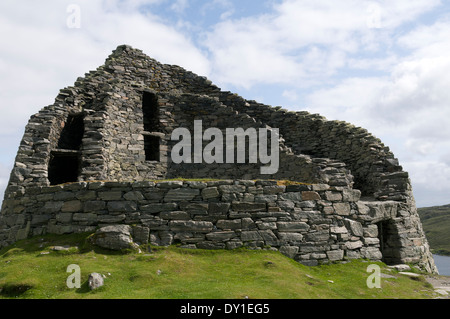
[57,113,84,150]
[144,135,160,161]
[142,91,159,132]
[377,220,402,265]
[49,113,84,185]
[48,152,80,185]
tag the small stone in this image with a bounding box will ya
[88,272,104,290]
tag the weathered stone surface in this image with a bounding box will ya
[277,222,309,232]
[92,225,136,250]
[301,191,321,200]
[88,273,104,290]
[107,201,137,212]
[169,220,213,232]
[206,231,236,241]
[201,187,219,199]
[0,44,437,273]
[231,202,266,212]
[344,219,364,237]
[241,231,263,241]
[327,250,344,261]
[333,202,351,216]
[216,219,242,230]
[345,240,363,250]
[164,188,199,201]
[280,245,299,258]
[160,211,190,220]
[62,200,82,213]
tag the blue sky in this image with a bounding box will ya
[1,0,450,207]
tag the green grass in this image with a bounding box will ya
[0,233,438,299]
[418,205,450,256]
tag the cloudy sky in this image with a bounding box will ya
[1,0,450,207]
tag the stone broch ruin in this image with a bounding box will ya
[0,45,438,273]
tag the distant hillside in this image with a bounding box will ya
[418,204,450,256]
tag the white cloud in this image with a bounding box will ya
[0,0,211,200]
[170,0,189,14]
[404,160,450,207]
[0,0,448,208]
[203,0,440,90]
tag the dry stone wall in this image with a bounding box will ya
[0,179,436,271]
[0,45,438,273]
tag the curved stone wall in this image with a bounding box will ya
[0,45,437,273]
[0,179,436,272]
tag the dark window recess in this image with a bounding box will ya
[58,114,85,150]
[142,91,159,132]
[144,135,160,161]
[48,153,79,185]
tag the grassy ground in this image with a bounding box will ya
[0,232,439,299]
[418,205,450,256]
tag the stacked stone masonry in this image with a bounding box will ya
[0,45,437,273]
[0,180,432,269]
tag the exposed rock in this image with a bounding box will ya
[92,225,137,251]
[88,272,104,290]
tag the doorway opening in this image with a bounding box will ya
[377,220,402,265]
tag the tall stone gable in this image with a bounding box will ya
[0,45,437,273]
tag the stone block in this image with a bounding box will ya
[73,213,98,223]
[279,192,302,201]
[182,203,209,215]
[84,200,106,212]
[327,250,344,261]
[206,231,236,241]
[56,213,73,223]
[301,191,321,200]
[231,202,266,212]
[277,221,309,232]
[208,202,231,215]
[169,220,213,232]
[305,230,330,242]
[241,230,263,241]
[62,200,82,213]
[107,201,137,212]
[254,194,278,203]
[216,219,242,230]
[344,218,364,237]
[324,191,342,201]
[164,188,199,201]
[277,232,303,242]
[123,191,145,201]
[98,191,123,201]
[333,202,351,216]
[342,189,361,202]
[160,211,190,220]
[280,246,299,258]
[43,201,63,213]
[345,240,363,250]
[201,187,220,199]
[218,185,246,193]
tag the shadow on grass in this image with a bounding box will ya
[0,283,33,297]
[0,232,133,257]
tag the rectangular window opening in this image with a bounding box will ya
[48,152,80,185]
[58,113,85,150]
[144,135,160,161]
[142,91,159,132]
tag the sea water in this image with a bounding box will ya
[433,255,450,276]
